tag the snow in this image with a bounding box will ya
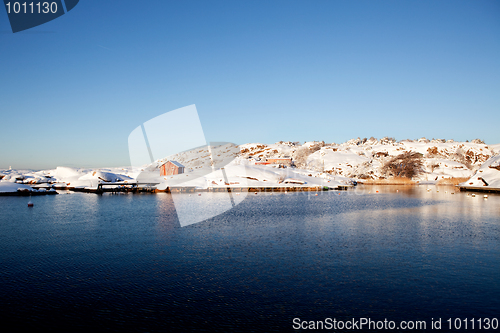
[163,161,184,168]
[461,154,500,189]
[2,137,498,192]
[237,138,497,183]
[489,143,500,154]
[308,148,370,175]
[0,182,33,193]
[78,170,133,183]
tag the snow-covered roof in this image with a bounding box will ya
[164,160,185,168]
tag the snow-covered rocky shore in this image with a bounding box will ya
[457,154,500,191]
[239,137,500,181]
[1,137,499,194]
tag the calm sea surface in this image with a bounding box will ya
[0,186,499,332]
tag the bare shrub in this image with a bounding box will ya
[309,141,325,152]
[294,143,324,168]
[294,147,311,168]
[381,152,423,179]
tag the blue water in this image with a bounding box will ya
[0,186,499,332]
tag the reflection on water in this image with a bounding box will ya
[0,186,498,332]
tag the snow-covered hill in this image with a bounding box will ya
[1,137,499,193]
[238,137,498,182]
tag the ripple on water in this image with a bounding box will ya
[0,188,499,331]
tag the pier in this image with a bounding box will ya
[457,185,500,193]
[0,189,58,196]
[66,183,354,194]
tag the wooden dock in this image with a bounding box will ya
[163,185,353,193]
[0,189,58,196]
[70,182,155,194]
[67,183,354,194]
[457,185,500,193]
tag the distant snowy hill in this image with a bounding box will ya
[238,137,498,182]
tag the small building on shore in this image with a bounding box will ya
[255,157,293,167]
[160,161,185,176]
[266,158,293,167]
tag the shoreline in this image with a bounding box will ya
[2,183,500,196]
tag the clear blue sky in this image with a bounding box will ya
[1,0,499,169]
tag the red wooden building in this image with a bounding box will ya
[266,158,293,167]
[160,161,185,176]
